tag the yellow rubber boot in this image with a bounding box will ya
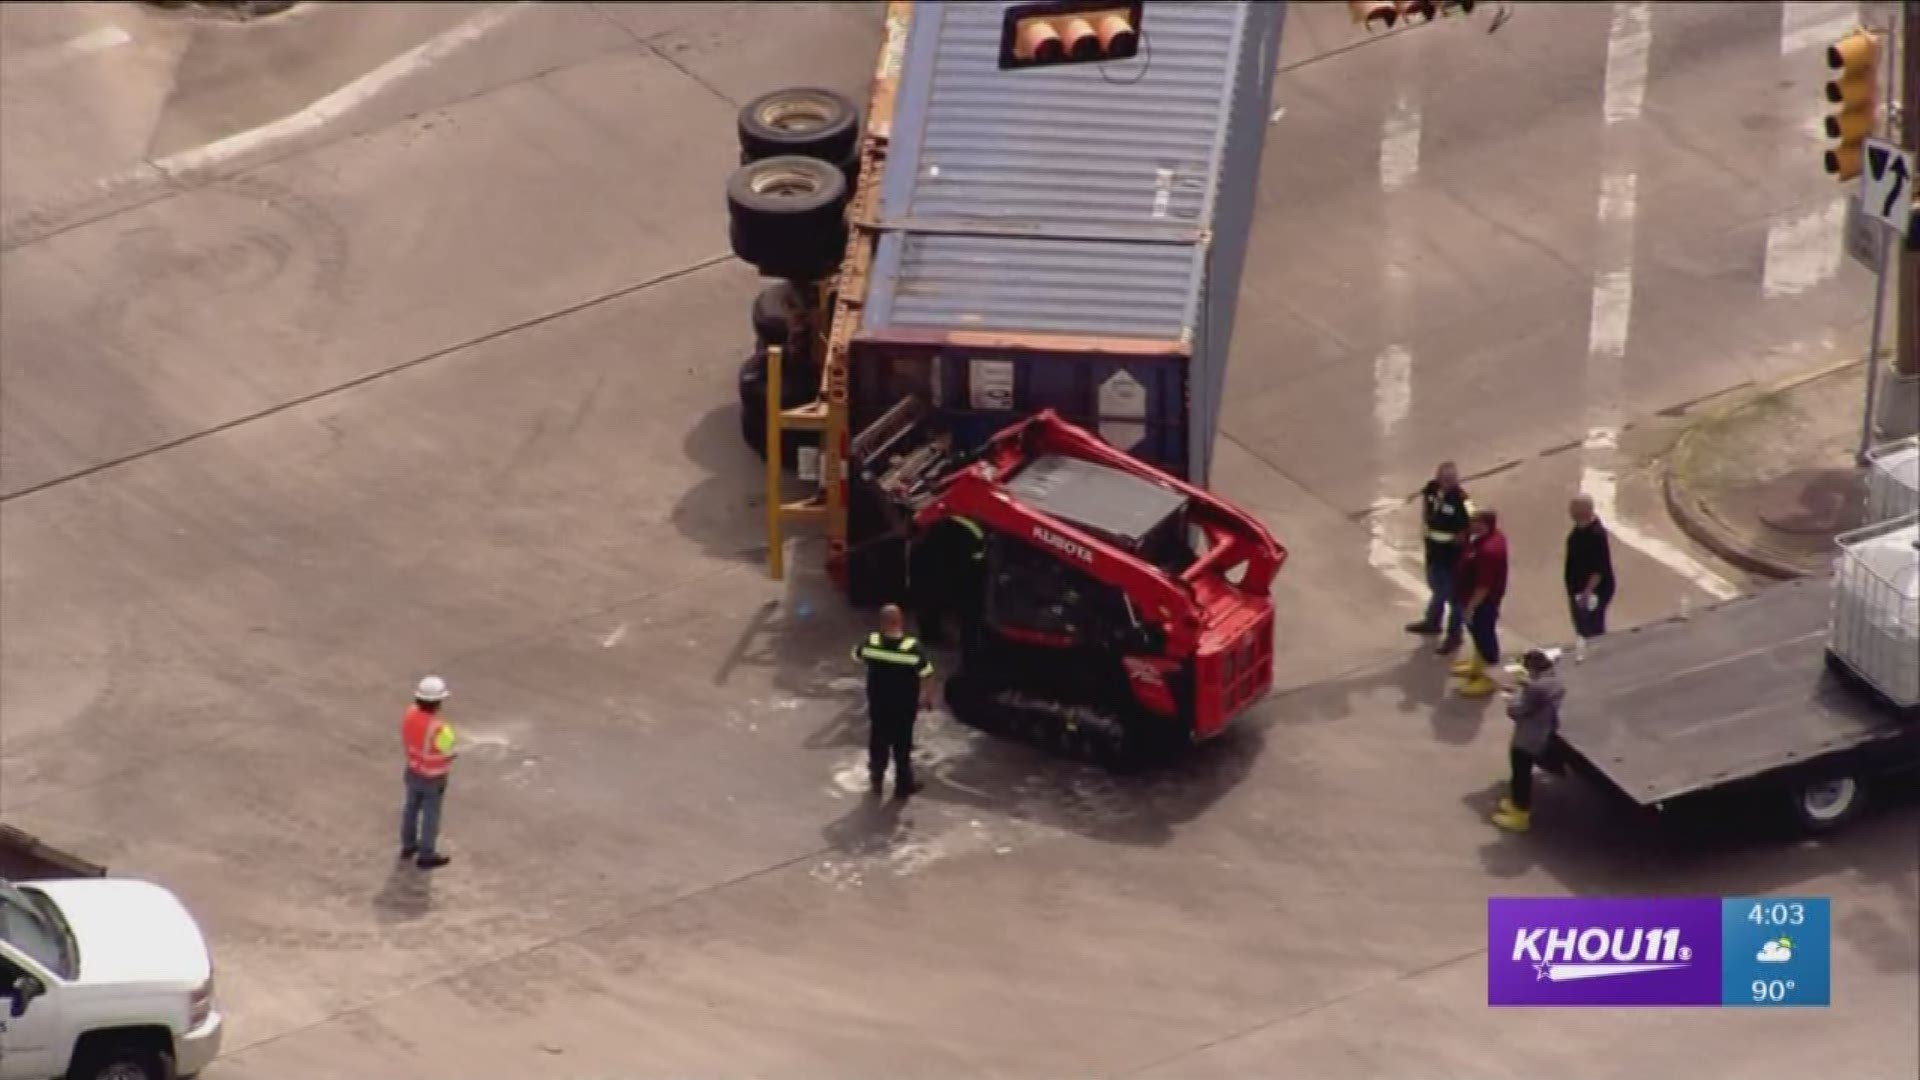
[1458,663,1498,697]
[1497,795,1517,815]
[1491,806,1531,832]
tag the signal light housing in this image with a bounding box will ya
[1822,30,1880,181]
[999,0,1143,69]
[1351,0,1477,33]
[1349,1,1398,28]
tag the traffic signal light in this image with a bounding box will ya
[1349,1,1399,28]
[1823,30,1880,181]
[998,1,1143,70]
[1349,1,1476,33]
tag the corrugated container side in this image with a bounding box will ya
[863,231,1201,342]
[847,0,1282,507]
[1189,1,1284,486]
[849,341,1191,475]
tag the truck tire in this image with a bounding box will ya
[737,88,859,165]
[737,353,819,464]
[726,157,848,282]
[1790,774,1866,834]
[752,281,803,349]
[70,1040,174,1080]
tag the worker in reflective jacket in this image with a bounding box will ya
[400,675,458,870]
[852,605,934,800]
[1405,461,1474,655]
[909,514,987,647]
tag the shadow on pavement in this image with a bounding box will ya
[820,795,910,859]
[901,714,1266,848]
[670,403,776,567]
[711,598,873,714]
[1273,643,1501,745]
[1461,776,1920,976]
[371,860,433,925]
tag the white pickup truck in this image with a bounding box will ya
[0,878,222,1080]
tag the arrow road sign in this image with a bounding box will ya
[1860,137,1912,236]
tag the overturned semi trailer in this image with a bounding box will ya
[746,1,1285,601]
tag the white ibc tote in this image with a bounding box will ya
[1828,514,1920,708]
[1864,437,1919,525]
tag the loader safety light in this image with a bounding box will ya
[998,0,1143,70]
[1823,29,1880,181]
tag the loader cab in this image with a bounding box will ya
[985,538,1162,652]
[984,454,1196,652]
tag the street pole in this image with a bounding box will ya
[1860,229,1892,461]
[1860,14,1908,461]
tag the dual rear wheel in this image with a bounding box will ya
[726,88,859,283]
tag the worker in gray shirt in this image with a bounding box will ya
[1493,649,1564,834]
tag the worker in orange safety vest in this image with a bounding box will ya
[400,675,458,870]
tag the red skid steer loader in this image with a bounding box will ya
[859,407,1287,767]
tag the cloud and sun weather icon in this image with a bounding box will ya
[1756,937,1793,963]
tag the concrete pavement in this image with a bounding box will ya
[0,2,1913,1077]
[1666,358,1883,577]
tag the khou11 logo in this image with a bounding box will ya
[1488,897,1723,1006]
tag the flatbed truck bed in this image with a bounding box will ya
[1554,576,1920,832]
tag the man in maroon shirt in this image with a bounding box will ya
[1450,508,1509,698]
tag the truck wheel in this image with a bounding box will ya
[737,353,820,464]
[752,281,803,349]
[71,1042,174,1080]
[726,157,848,282]
[737,88,859,165]
[1791,775,1866,834]
[739,365,768,456]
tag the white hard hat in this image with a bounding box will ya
[414,675,450,703]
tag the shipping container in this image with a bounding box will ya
[849,0,1286,487]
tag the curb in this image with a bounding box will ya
[1661,357,1862,581]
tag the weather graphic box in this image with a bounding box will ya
[1721,897,1831,1007]
[1488,897,1831,1007]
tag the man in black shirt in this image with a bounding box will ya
[1405,461,1474,654]
[1564,494,1616,641]
[909,515,986,647]
[851,604,934,799]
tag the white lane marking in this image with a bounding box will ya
[1368,56,1427,605]
[1588,266,1634,362]
[1780,1,1861,56]
[1581,2,1741,603]
[1379,92,1422,194]
[1764,6,1855,300]
[1373,344,1412,432]
[0,25,130,79]
[1369,497,1431,601]
[154,3,529,177]
[1762,195,1848,298]
[1602,2,1651,125]
[1598,172,1636,225]
[1583,457,1741,601]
